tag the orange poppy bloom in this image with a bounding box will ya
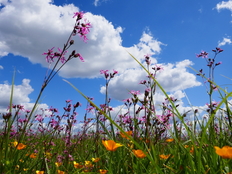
[55,162,62,167]
[73,161,83,169]
[36,171,44,174]
[165,138,174,142]
[30,153,37,159]
[159,154,171,160]
[57,170,65,174]
[214,146,232,159]
[102,140,123,151]
[92,157,100,163]
[120,131,132,139]
[99,169,108,174]
[17,143,26,150]
[132,149,146,158]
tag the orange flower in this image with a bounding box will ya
[85,161,93,168]
[99,169,108,174]
[102,140,123,151]
[36,171,44,174]
[159,154,171,160]
[92,157,100,163]
[165,138,174,143]
[57,170,65,174]
[55,162,62,167]
[12,141,26,150]
[73,161,83,169]
[132,149,146,158]
[120,131,132,139]
[17,143,26,150]
[214,146,232,159]
[30,153,37,159]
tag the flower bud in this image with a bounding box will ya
[70,40,74,45]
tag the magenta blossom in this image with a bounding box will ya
[130,90,141,95]
[196,51,208,58]
[43,47,55,63]
[73,11,84,19]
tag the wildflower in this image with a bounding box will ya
[120,131,132,139]
[30,153,37,159]
[55,162,62,167]
[196,51,208,58]
[73,161,83,169]
[102,140,123,151]
[166,138,174,143]
[57,170,65,174]
[36,171,44,174]
[15,165,20,170]
[85,161,93,168]
[99,169,108,174]
[15,142,26,150]
[92,157,100,163]
[159,154,171,160]
[73,11,84,19]
[214,146,232,159]
[132,149,146,158]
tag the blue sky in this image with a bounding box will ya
[0,0,232,123]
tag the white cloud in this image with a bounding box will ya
[94,0,99,6]
[216,0,232,11]
[0,0,164,78]
[0,79,49,113]
[0,0,202,112]
[101,59,201,101]
[93,0,108,7]
[0,65,3,69]
[218,37,232,46]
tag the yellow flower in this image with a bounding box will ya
[73,161,83,169]
[99,169,108,174]
[55,162,62,167]
[102,140,123,151]
[159,154,171,160]
[120,131,133,139]
[92,157,100,163]
[132,149,146,158]
[57,170,65,174]
[45,152,52,159]
[12,141,26,150]
[30,153,37,159]
[165,138,174,143]
[214,146,232,159]
[85,161,93,168]
[36,171,44,174]
[12,141,18,147]
[15,165,20,170]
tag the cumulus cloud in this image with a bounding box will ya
[0,0,202,114]
[216,0,232,11]
[0,0,164,78]
[101,59,201,101]
[0,79,49,113]
[218,37,232,46]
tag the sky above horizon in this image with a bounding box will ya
[0,0,232,124]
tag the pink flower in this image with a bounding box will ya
[196,51,208,58]
[43,47,55,63]
[74,53,84,62]
[73,12,84,19]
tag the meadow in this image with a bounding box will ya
[0,12,232,174]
